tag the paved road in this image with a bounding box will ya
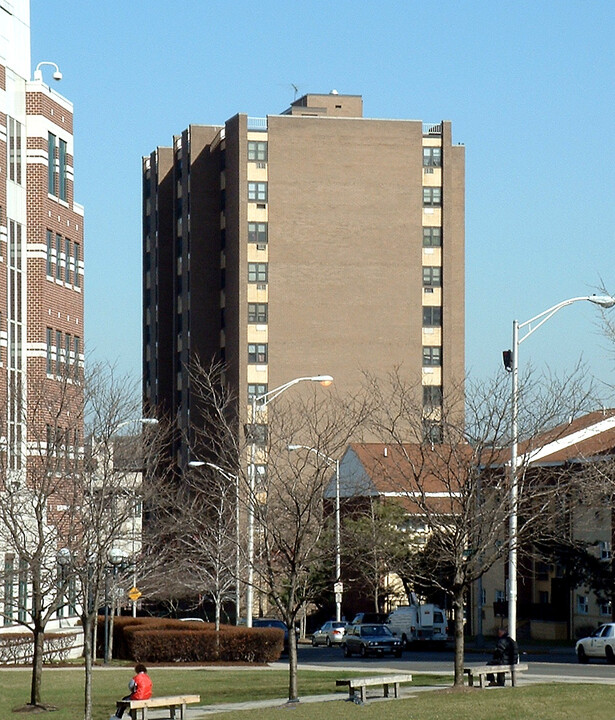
[286,643,615,683]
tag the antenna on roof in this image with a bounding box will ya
[291,84,299,100]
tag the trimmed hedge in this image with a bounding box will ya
[98,616,283,663]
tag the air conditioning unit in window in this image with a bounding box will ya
[256,162,267,169]
[257,283,267,290]
[424,287,434,293]
[256,243,267,250]
[424,167,434,174]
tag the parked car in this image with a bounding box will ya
[576,623,615,663]
[249,618,299,653]
[311,621,347,646]
[350,612,389,625]
[343,623,402,657]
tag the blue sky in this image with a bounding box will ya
[30,0,615,399]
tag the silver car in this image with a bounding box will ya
[576,623,615,663]
[312,620,347,646]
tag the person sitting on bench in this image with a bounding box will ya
[111,663,153,720]
[486,628,519,686]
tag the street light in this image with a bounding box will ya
[247,375,333,627]
[33,61,62,82]
[104,547,128,663]
[189,460,241,624]
[287,444,342,622]
[504,294,615,641]
[116,417,158,618]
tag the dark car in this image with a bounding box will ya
[343,623,402,657]
[251,618,292,652]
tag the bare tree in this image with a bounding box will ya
[0,371,84,709]
[60,363,168,720]
[362,366,596,685]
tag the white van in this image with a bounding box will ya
[387,603,448,647]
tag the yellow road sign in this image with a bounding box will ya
[128,586,142,602]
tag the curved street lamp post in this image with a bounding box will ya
[246,375,333,627]
[504,294,615,641]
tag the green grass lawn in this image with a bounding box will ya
[0,666,611,720]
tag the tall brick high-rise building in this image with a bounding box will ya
[143,93,464,464]
[0,1,84,630]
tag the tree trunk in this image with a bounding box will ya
[83,617,94,720]
[452,587,466,686]
[30,624,44,706]
[287,624,299,703]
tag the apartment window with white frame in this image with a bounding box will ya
[423,227,442,247]
[8,118,24,185]
[248,141,267,162]
[423,306,442,327]
[423,147,442,167]
[577,594,589,614]
[248,343,268,364]
[600,541,612,560]
[64,238,71,283]
[248,182,267,202]
[55,234,62,281]
[248,303,268,323]
[46,230,53,277]
[73,242,80,288]
[59,139,68,201]
[423,346,442,366]
[248,383,268,401]
[48,132,56,194]
[423,266,442,287]
[248,222,268,244]
[600,601,612,616]
[248,263,268,283]
[423,187,441,207]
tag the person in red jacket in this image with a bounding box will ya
[112,664,153,719]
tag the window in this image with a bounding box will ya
[423,266,441,287]
[422,419,443,443]
[64,238,71,283]
[248,303,268,323]
[248,141,267,162]
[423,385,442,409]
[58,139,67,200]
[423,346,442,366]
[248,222,268,244]
[73,242,80,288]
[600,601,612,616]
[423,227,442,247]
[423,147,442,167]
[55,330,62,375]
[18,557,27,623]
[577,595,589,614]
[248,263,268,283]
[248,343,268,364]
[423,187,441,207]
[73,336,80,376]
[248,383,268,401]
[600,541,612,560]
[423,306,442,327]
[48,132,57,194]
[8,118,23,185]
[46,230,53,276]
[55,234,62,281]
[248,182,267,202]
[46,328,53,374]
[538,590,549,605]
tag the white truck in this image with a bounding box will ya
[386,602,448,647]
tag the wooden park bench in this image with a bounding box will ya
[463,663,528,688]
[336,673,413,703]
[116,693,200,720]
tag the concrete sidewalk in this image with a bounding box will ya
[170,685,444,718]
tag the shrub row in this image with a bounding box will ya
[99,616,283,663]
